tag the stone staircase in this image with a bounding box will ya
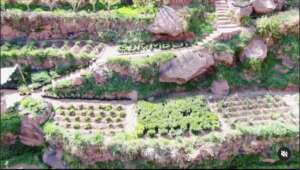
[213,0,241,40]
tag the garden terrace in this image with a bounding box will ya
[208,92,299,138]
[1,0,299,169]
[0,40,103,90]
[40,91,299,168]
[52,102,133,135]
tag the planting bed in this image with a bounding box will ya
[118,41,196,53]
[53,103,128,135]
[208,92,299,132]
[137,96,220,138]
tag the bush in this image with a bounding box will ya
[73,123,81,129]
[18,85,32,95]
[98,30,118,43]
[0,109,21,135]
[31,71,51,84]
[243,59,263,73]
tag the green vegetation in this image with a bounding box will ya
[1,0,158,15]
[0,42,96,89]
[18,85,33,95]
[137,96,220,137]
[0,106,21,136]
[1,5,155,22]
[19,97,48,117]
[0,45,94,68]
[43,122,104,147]
[119,41,195,53]
[256,9,299,40]
[187,4,215,40]
[0,141,46,169]
[235,122,299,138]
[278,34,299,62]
[45,52,179,98]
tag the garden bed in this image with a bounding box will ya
[53,103,128,135]
[136,96,220,138]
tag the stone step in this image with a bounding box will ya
[215,4,228,8]
[217,23,239,27]
[217,16,232,20]
[216,8,229,12]
[216,20,233,24]
[218,27,241,33]
[217,25,239,30]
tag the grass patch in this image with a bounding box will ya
[0,141,46,169]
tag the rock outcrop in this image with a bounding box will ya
[228,0,253,20]
[19,117,45,146]
[43,146,69,169]
[252,0,277,14]
[210,80,230,96]
[240,38,268,62]
[159,48,215,84]
[148,6,185,37]
[19,102,53,146]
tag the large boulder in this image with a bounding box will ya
[252,0,276,14]
[228,0,253,20]
[274,0,285,10]
[240,38,268,62]
[19,117,45,147]
[159,48,215,84]
[19,102,53,147]
[148,6,185,37]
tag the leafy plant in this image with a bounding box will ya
[18,85,32,95]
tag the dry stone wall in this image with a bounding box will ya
[1,11,150,41]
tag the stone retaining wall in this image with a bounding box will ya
[1,11,150,41]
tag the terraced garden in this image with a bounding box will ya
[1,0,299,169]
[53,103,128,135]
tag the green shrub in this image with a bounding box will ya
[95,116,102,123]
[187,5,214,38]
[75,116,81,122]
[18,85,32,96]
[84,123,92,130]
[147,129,156,138]
[98,30,119,43]
[235,122,298,138]
[243,59,263,72]
[31,71,51,84]
[73,123,81,129]
[0,108,21,135]
[278,34,299,61]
